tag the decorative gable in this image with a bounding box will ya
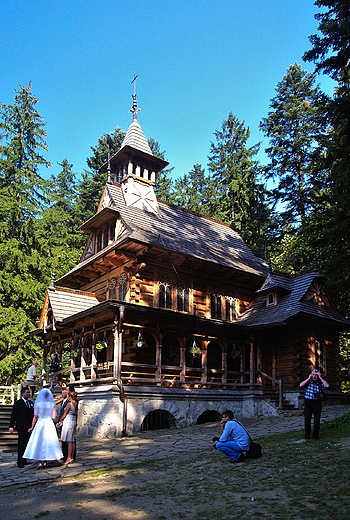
[100,190,113,210]
[303,280,331,307]
[122,175,159,214]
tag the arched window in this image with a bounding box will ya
[104,228,109,248]
[225,296,237,321]
[177,285,189,312]
[267,293,275,306]
[118,274,128,301]
[315,340,324,371]
[108,278,117,299]
[159,278,172,309]
[97,231,103,252]
[109,221,115,242]
[211,290,222,319]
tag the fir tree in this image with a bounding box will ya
[0,83,52,383]
[259,63,328,228]
[208,112,268,253]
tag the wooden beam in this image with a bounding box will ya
[94,263,110,274]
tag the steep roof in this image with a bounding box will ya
[39,287,100,327]
[120,118,153,156]
[58,183,268,284]
[237,271,349,328]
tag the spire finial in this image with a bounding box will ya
[130,74,141,121]
[49,271,55,291]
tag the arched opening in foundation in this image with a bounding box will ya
[196,410,221,424]
[140,409,177,431]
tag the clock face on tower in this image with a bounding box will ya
[122,176,158,214]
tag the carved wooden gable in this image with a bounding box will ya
[303,280,331,307]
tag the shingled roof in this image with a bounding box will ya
[237,271,349,328]
[58,182,268,285]
[120,118,153,156]
[40,287,100,326]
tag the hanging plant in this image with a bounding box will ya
[96,332,109,350]
[73,339,81,357]
[132,331,149,349]
[230,344,240,359]
[189,340,202,358]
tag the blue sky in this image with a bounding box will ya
[1,0,334,181]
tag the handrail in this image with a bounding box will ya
[259,371,284,409]
[0,385,16,404]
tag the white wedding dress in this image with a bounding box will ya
[23,401,63,461]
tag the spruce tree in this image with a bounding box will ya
[302,0,350,314]
[0,83,52,383]
[259,63,328,228]
[172,163,214,216]
[208,112,268,253]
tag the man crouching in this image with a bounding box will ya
[213,410,250,463]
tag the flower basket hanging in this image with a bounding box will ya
[73,339,81,357]
[96,332,109,351]
[189,340,201,357]
[132,331,149,349]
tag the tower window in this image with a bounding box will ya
[159,278,172,309]
[211,291,222,319]
[118,274,128,301]
[225,297,237,321]
[177,286,189,312]
[108,278,117,300]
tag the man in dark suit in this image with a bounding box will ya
[9,386,34,468]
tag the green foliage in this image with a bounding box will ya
[172,163,214,215]
[260,63,328,227]
[303,0,350,83]
[302,2,350,315]
[208,112,269,253]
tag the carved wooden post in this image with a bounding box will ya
[180,337,186,384]
[250,338,255,388]
[79,327,85,382]
[155,334,162,384]
[113,317,118,381]
[222,345,227,385]
[201,341,208,384]
[91,327,97,382]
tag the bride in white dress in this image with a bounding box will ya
[23,388,63,468]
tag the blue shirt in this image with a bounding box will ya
[219,420,250,450]
[305,380,325,400]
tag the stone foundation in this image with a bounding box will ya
[74,384,283,438]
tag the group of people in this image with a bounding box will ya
[213,368,329,463]
[26,354,63,398]
[11,364,329,468]
[9,384,78,469]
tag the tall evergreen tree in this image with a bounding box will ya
[0,83,52,383]
[302,0,350,314]
[37,158,83,274]
[208,112,268,253]
[0,83,51,242]
[259,63,328,228]
[172,163,214,215]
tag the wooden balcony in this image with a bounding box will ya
[67,361,261,390]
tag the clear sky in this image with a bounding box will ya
[1,0,334,181]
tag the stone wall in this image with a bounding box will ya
[75,384,279,438]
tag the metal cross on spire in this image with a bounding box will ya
[130,74,141,121]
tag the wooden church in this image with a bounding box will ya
[32,94,349,438]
